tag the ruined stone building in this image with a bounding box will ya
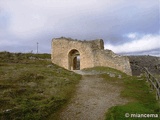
[51,37,132,75]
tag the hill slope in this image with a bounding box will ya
[128,55,160,76]
[0,52,81,120]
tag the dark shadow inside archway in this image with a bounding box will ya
[68,49,80,70]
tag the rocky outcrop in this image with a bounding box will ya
[128,56,160,76]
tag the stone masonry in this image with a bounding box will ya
[51,37,132,75]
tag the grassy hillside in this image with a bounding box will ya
[0,52,81,120]
[84,67,160,120]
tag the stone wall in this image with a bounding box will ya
[51,37,132,75]
[93,49,132,75]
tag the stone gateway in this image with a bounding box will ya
[51,37,132,75]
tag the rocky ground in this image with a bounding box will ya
[128,55,160,76]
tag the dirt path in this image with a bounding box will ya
[59,70,128,120]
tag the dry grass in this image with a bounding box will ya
[0,52,81,120]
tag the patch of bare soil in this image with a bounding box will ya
[58,71,128,120]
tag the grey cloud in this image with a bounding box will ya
[0,0,159,56]
[123,48,160,57]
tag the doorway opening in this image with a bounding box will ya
[68,49,80,70]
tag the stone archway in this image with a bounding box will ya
[51,38,132,75]
[68,49,80,70]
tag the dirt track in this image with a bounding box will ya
[58,71,128,120]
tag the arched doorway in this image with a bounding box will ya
[68,49,80,70]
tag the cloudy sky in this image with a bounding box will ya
[0,0,159,56]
